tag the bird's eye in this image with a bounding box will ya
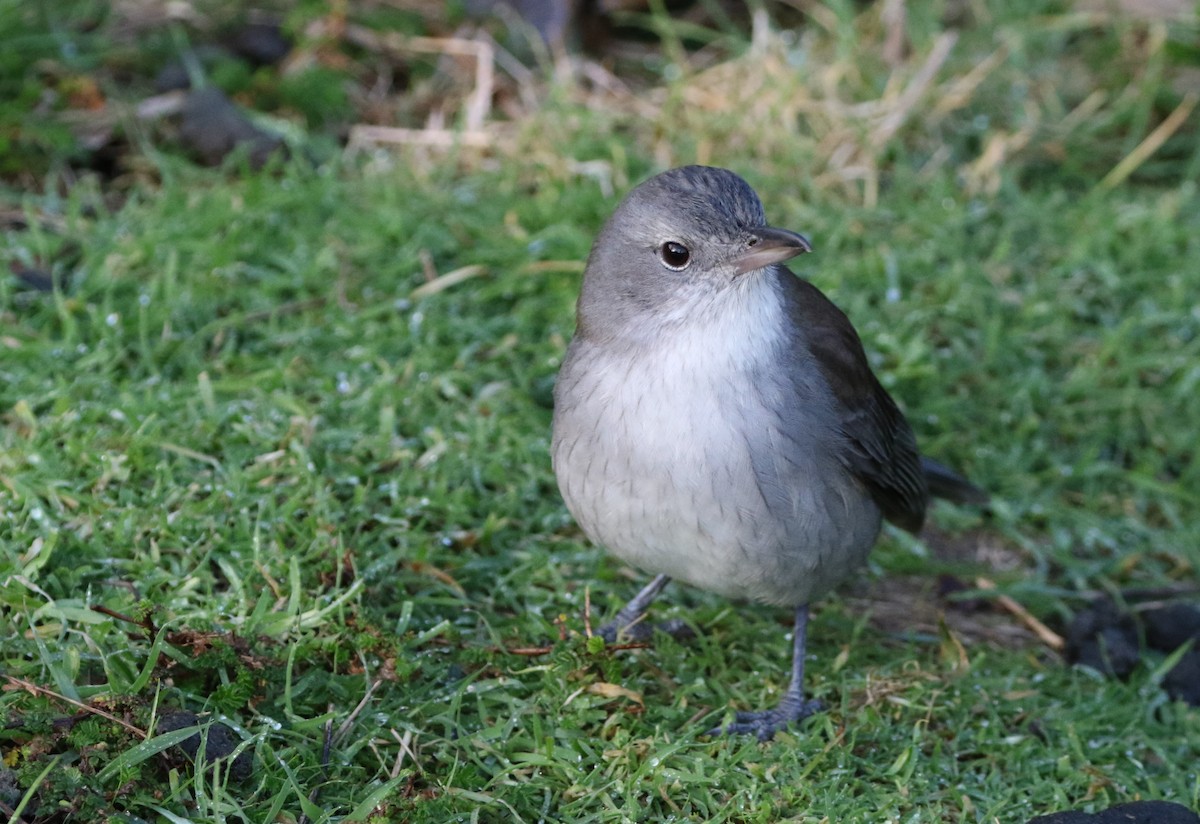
[659,241,691,271]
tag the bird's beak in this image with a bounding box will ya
[731,226,813,276]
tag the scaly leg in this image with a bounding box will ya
[597,574,690,642]
[707,604,824,740]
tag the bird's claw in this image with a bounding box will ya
[704,698,824,741]
[597,617,695,644]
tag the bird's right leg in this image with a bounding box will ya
[597,574,692,642]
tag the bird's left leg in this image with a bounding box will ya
[706,603,824,740]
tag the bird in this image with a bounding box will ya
[550,165,988,741]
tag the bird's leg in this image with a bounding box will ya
[706,603,824,740]
[597,574,691,642]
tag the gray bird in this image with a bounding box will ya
[551,165,987,740]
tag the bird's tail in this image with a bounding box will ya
[921,456,989,506]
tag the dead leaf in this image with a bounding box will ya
[587,682,643,705]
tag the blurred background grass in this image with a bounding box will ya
[1,1,1198,821]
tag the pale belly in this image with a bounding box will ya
[552,337,882,607]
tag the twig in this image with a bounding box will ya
[336,22,498,153]
[975,578,1065,651]
[90,604,159,637]
[409,265,488,299]
[347,124,492,151]
[2,676,147,739]
[338,26,494,131]
[503,646,555,656]
[932,43,1009,116]
[157,442,223,472]
[0,797,31,824]
[390,728,421,777]
[872,31,958,147]
[335,678,382,746]
[496,641,650,656]
[517,260,586,275]
[1098,92,1198,191]
[418,248,438,282]
[881,0,908,67]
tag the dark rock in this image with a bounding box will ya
[228,21,291,67]
[1065,600,1140,679]
[10,264,55,292]
[469,0,574,48]
[1028,813,1093,824]
[157,710,253,781]
[1163,649,1200,706]
[178,87,284,168]
[156,62,191,93]
[1143,603,1200,653]
[936,573,986,612]
[0,767,20,808]
[1028,800,1200,823]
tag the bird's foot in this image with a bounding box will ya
[704,695,824,741]
[597,617,694,644]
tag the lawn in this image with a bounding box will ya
[1,1,1198,822]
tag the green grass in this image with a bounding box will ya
[2,1,1200,821]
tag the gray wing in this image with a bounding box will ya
[779,272,929,533]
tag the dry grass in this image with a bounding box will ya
[334,1,1195,206]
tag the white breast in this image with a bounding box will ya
[552,276,881,606]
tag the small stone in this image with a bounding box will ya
[1162,649,1200,707]
[158,710,253,781]
[1027,800,1200,823]
[1143,603,1200,653]
[1065,600,1140,679]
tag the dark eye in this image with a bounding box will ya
[659,241,691,271]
